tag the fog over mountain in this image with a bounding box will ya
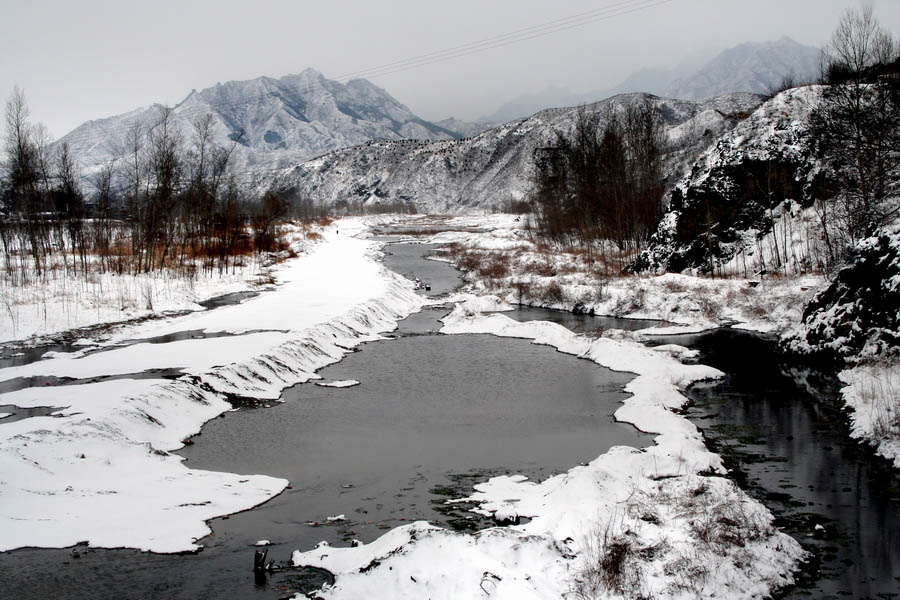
[479,37,821,123]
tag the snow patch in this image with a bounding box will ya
[316,380,361,388]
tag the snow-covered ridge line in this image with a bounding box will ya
[0,221,426,553]
[291,297,804,599]
[262,92,764,213]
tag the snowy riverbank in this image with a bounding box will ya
[0,218,424,552]
[1,216,807,597]
[416,214,826,336]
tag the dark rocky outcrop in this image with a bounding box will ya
[634,87,832,273]
[783,228,900,363]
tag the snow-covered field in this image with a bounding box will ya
[0,216,807,597]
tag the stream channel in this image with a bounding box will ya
[646,329,900,599]
[0,241,650,599]
[2,239,898,598]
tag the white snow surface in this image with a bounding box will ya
[0,218,425,552]
[290,300,804,599]
[839,362,900,468]
[420,214,825,334]
[315,380,360,388]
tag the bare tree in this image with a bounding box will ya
[145,106,183,270]
[91,159,117,265]
[530,100,666,261]
[54,142,87,272]
[811,5,900,260]
[3,86,44,274]
[822,5,897,82]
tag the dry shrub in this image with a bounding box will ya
[511,280,532,303]
[572,518,648,600]
[533,239,553,255]
[305,231,323,241]
[529,260,557,277]
[725,285,768,318]
[679,480,772,552]
[663,278,687,294]
[477,252,510,280]
[544,281,567,304]
[664,553,709,595]
[456,250,482,273]
[613,283,647,315]
[696,296,722,321]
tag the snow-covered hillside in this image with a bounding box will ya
[53,69,464,176]
[635,87,827,274]
[258,93,764,213]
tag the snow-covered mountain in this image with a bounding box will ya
[55,69,461,175]
[662,37,821,100]
[257,92,765,213]
[434,118,494,139]
[479,37,820,122]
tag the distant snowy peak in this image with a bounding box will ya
[55,69,460,176]
[662,37,821,100]
[434,117,494,138]
[479,37,820,122]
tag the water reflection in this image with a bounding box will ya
[651,328,900,599]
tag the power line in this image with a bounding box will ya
[331,0,666,81]
[56,0,676,148]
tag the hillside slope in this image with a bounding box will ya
[260,93,765,213]
[635,87,829,274]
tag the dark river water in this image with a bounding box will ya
[0,241,649,600]
[647,329,900,599]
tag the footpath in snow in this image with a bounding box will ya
[0,218,423,553]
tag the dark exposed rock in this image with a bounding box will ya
[783,228,900,362]
[634,87,832,274]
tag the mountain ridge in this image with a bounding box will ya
[54,68,472,177]
[479,37,820,123]
[255,92,766,214]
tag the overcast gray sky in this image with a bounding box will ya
[2,0,898,139]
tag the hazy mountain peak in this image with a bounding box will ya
[662,36,821,99]
[479,36,821,123]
